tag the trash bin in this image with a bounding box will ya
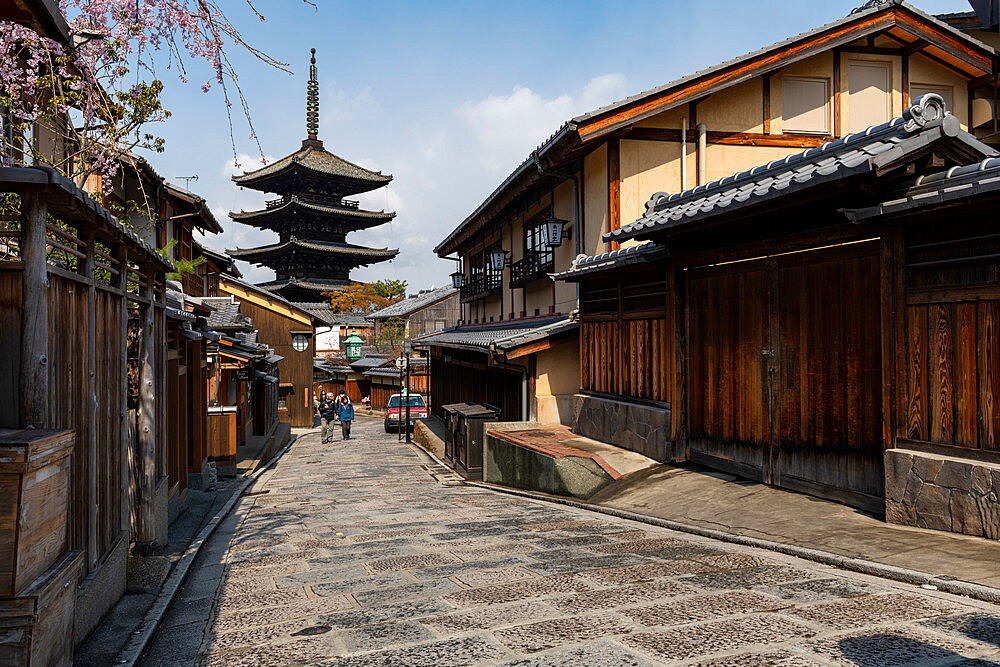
[452,403,500,480]
[440,403,469,466]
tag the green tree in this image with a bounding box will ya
[372,279,407,299]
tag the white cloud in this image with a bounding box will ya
[457,73,628,175]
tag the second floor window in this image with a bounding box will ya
[524,212,554,271]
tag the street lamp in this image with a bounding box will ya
[450,270,465,288]
[487,247,508,272]
[540,216,570,248]
[344,328,364,361]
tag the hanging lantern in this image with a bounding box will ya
[344,328,364,361]
[541,217,570,248]
[487,247,508,272]
[450,270,465,288]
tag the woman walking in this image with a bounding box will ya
[337,394,355,440]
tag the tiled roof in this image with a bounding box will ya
[230,196,395,223]
[330,312,371,327]
[493,318,578,352]
[0,165,173,271]
[203,298,253,331]
[364,367,401,378]
[367,286,458,320]
[228,238,398,262]
[843,156,1000,221]
[350,355,392,370]
[553,243,669,281]
[257,277,353,295]
[232,143,391,189]
[292,301,336,325]
[414,316,570,352]
[606,95,996,243]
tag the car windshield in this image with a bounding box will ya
[388,395,425,408]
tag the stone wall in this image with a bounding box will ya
[571,394,677,462]
[885,448,1000,540]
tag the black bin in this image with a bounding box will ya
[452,403,499,480]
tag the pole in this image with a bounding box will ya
[19,189,48,429]
[404,338,412,443]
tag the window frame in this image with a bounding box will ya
[781,76,831,136]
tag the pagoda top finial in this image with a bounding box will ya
[304,48,322,148]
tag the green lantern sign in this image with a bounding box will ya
[344,328,364,361]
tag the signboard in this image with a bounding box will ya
[234,367,252,382]
[403,339,412,354]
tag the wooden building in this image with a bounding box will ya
[367,285,460,342]
[0,164,174,650]
[428,0,1000,430]
[558,94,1000,538]
[211,275,318,427]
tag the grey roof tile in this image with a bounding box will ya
[367,286,458,320]
[606,96,994,243]
[414,316,572,352]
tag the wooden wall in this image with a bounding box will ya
[230,293,314,427]
[0,269,132,568]
[579,266,672,404]
[429,347,521,420]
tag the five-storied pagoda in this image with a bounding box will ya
[229,48,398,303]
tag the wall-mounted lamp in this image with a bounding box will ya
[541,217,571,248]
[487,248,509,272]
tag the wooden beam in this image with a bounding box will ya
[902,54,910,109]
[608,139,621,252]
[841,46,903,56]
[902,38,929,56]
[894,10,993,73]
[913,49,979,80]
[83,231,98,570]
[763,75,771,135]
[137,262,156,546]
[19,189,48,429]
[968,74,995,90]
[621,127,830,148]
[116,244,130,536]
[834,49,842,138]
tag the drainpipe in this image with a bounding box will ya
[489,343,529,421]
[697,123,707,185]
[532,151,581,305]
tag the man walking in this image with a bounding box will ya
[338,394,355,440]
[319,393,338,443]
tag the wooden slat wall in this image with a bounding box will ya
[580,318,671,403]
[904,299,1000,451]
[0,271,126,564]
[429,349,521,420]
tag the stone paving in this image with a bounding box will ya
[138,420,1000,666]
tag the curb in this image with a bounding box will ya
[464,481,1000,605]
[116,432,300,666]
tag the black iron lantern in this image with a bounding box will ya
[541,217,570,248]
[450,270,465,288]
[487,248,508,272]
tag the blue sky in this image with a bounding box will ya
[145,0,973,291]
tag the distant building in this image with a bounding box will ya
[367,286,460,340]
[228,49,398,303]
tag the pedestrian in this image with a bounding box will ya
[313,390,325,428]
[319,393,338,443]
[338,394,355,440]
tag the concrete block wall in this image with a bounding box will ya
[885,448,1000,540]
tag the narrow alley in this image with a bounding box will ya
[138,420,1000,666]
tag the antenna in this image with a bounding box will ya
[176,175,199,190]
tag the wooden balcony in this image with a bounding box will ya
[509,251,554,288]
[459,274,502,302]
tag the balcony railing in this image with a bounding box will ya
[265,194,360,209]
[509,250,554,288]
[460,274,502,301]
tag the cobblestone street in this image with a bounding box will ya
[139,420,1000,666]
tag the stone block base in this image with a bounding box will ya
[571,394,676,462]
[74,535,126,645]
[885,448,1000,540]
[484,429,615,499]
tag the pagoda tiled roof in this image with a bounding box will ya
[227,238,398,265]
[232,143,391,195]
[229,195,395,226]
[257,277,353,295]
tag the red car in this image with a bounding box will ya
[384,393,428,432]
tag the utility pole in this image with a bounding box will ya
[404,338,412,443]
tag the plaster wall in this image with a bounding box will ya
[534,338,580,426]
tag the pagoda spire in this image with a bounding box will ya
[304,48,322,148]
